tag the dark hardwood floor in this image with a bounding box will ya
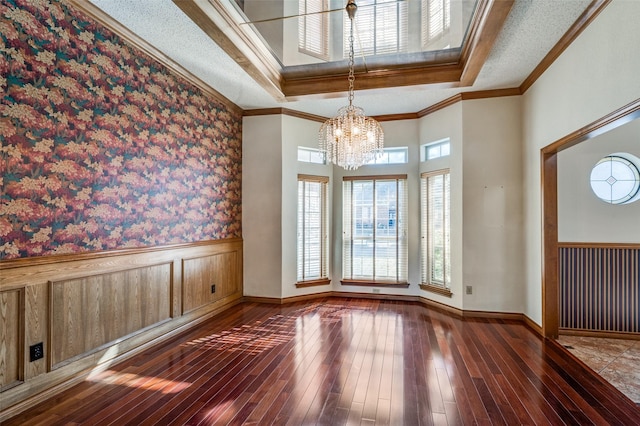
[6,298,640,425]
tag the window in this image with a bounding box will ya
[298,146,326,164]
[342,175,408,284]
[345,0,408,57]
[297,175,330,285]
[422,138,450,161]
[421,169,450,293]
[590,153,640,205]
[299,0,329,60]
[366,147,408,165]
[422,0,451,46]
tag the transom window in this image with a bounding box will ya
[367,147,408,165]
[422,138,450,161]
[298,146,326,164]
[342,175,408,284]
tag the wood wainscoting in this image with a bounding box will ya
[0,238,242,421]
[559,243,639,335]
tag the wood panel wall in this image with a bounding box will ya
[0,239,242,421]
[0,289,23,391]
[559,243,640,333]
[50,263,172,369]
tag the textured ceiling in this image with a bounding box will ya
[88,0,592,117]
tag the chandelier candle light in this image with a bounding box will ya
[318,0,384,170]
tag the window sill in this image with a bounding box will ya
[419,283,452,297]
[295,278,331,288]
[341,279,410,288]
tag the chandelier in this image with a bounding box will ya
[318,0,383,170]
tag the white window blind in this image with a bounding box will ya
[421,169,450,288]
[344,0,408,57]
[343,175,408,283]
[422,0,450,45]
[299,0,329,60]
[297,175,329,282]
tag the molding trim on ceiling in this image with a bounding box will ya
[243,0,610,122]
[243,108,326,123]
[67,0,243,116]
[458,0,515,86]
[173,0,286,102]
[520,0,612,93]
[174,0,514,98]
[71,0,609,122]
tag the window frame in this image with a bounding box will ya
[296,174,330,287]
[421,138,450,162]
[298,146,327,164]
[342,174,409,287]
[366,147,409,165]
[298,0,330,61]
[420,168,452,296]
[422,0,451,47]
[344,0,408,58]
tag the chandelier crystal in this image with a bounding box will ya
[318,0,383,170]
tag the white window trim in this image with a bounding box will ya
[421,138,450,162]
[297,174,330,285]
[421,169,451,294]
[342,175,408,285]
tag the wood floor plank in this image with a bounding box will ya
[4,298,640,425]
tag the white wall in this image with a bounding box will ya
[522,0,640,325]
[558,118,640,243]
[418,102,464,309]
[462,96,524,313]
[281,115,333,299]
[242,115,283,298]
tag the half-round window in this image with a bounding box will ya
[590,154,640,205]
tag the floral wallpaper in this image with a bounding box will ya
[0,0,242,259]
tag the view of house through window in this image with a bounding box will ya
[297,175,329,283]
[421,169,451,289]
[342,175,408,283]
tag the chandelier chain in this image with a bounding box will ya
[348,15,355,107]
[318,0,384,170]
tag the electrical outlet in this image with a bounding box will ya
[30,342,44,362]
[466,285,473,295]
[372,288,380,294]
[211,284,216,294]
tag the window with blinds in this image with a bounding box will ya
[345,0,408,58]
[342,175,408,283]
[298,0,329,60]
[422,0,451,46]
[421,169,450,289]
[297,175,329,283]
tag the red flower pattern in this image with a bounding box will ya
[1,0,242,259]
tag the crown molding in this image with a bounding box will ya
[67,0,242,116]
[172,0,286,102]
[459,0,515,86]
